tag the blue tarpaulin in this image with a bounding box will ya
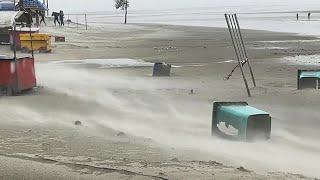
[0,1,15,11]
[23,0,48,11]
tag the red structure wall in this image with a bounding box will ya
[0,57,36,93]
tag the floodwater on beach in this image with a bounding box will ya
[70,1,320,37]
[87,11,320,36]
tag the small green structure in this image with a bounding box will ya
[212,102,271,141]
[298,70,320,90]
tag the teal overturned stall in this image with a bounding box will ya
[298,70,320,90]
[212,102,271,141]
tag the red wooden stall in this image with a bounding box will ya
[0,57,36,95]
[0,10,37,95]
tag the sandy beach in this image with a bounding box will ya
[1,21,320,179]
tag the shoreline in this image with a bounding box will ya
[34,22,320,62]
[3,21,318,62]
[130,22,320,38]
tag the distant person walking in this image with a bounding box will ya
[52,12,60,26]
[308,12,311,20]
[59,10,65,26]
[35,11,40,27]
[40,11,46,25]
[296,13,299,21]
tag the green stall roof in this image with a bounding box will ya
[300,71,320,79]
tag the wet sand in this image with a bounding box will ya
[0,22,320,179]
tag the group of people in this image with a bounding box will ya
[32,10,65,27]
[296,12,312,21]
[52,10,65,26]
[32,11,46,27]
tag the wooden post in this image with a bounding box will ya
[46,0,49,16]
[297,70,301,90]
[13,23,17,61]
[29,26,34,58]
[85,14,88,30]
[13,23,19,93]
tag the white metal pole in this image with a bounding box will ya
[46,0,49,16]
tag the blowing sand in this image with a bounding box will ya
[0,22,320,179]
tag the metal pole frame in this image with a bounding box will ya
[225,14,251,97]
[230,15,254,88]
[12,22,19,93]
[234,14,256,87]
[46,0,49,16]
[229,15,246,65]
[29,26,34,58]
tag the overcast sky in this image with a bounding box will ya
[50,0,219,12]
[49,0,320,13]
